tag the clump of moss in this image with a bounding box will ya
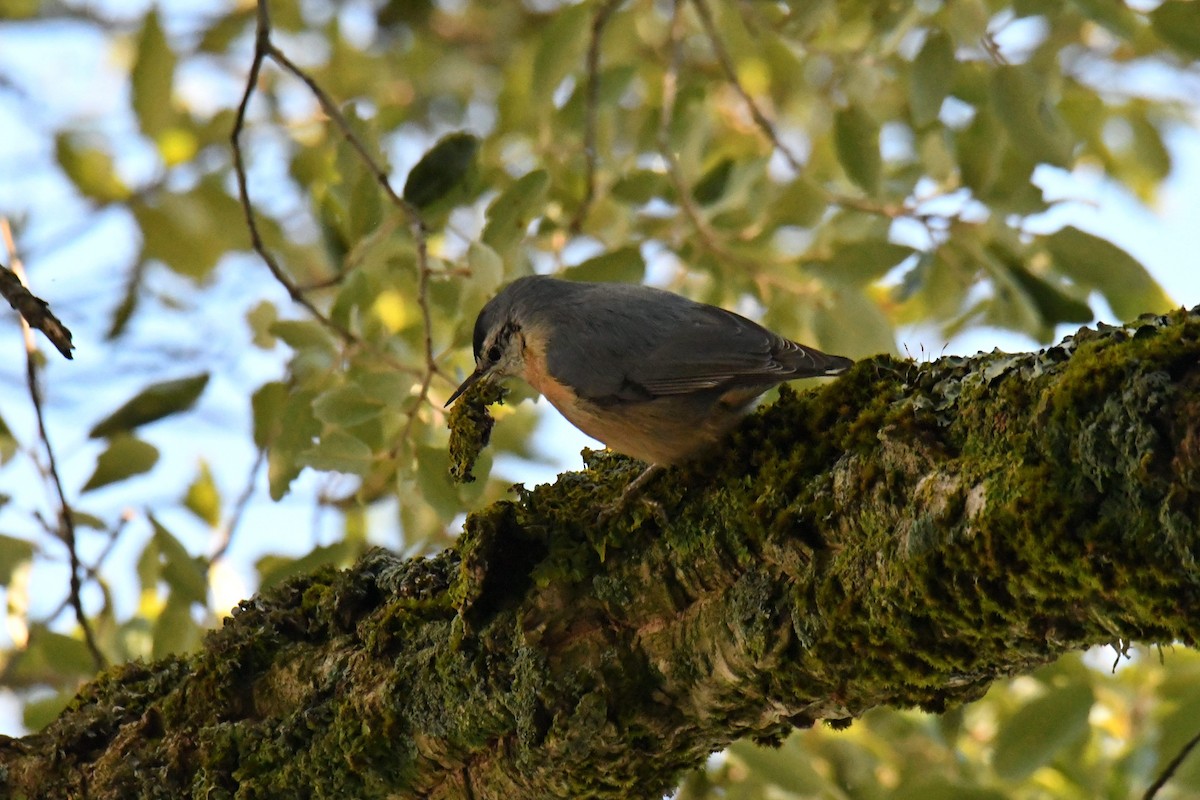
[447,379,507,483]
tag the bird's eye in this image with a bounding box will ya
[486,344,502,363]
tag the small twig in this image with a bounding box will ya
[230,1,357,345]
[568,0,623,233]
[209,446,267,564]
[1144,728,1200,800]
[693,0,916,224]
[690,0,803,174]
[657,2,785,273]
[235,0,443,432]
[1,219,105,673]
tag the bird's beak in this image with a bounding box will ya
[444,366,487,408]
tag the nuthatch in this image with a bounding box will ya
[446,276,852,496]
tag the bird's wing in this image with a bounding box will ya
[544,289,847,404]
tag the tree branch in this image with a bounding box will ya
[3,308,1199,798]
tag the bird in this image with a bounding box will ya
[445,275,853,499]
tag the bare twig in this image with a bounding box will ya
[568,0,623,233]
[657,1,787,273]
[209,446,267,564]
[230,1,358,345]
[1144,728,1200,800]
[1,219,105,672]
[690,0,804,173]
[693,0,910,222]
[234,0,443,431]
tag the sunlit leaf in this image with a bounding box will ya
[89,374,210,439]
[54,134,130,203]
[184,460,221,528]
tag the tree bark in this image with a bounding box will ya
[3,308,1199,799]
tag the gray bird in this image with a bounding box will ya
[446,276,853,480]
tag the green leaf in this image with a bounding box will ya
[54,134,130,203]
[134,180,247,279]
[467,241,505,294]
[910,31,955,127]
[300,430,374,475]
[269,320,336,353]
[252,381,289,449]
[992,683,1093,781]
[771,176,829,228]
[990,65,1072,168]
[22,688,76,732]
[414,445,461,518]
[1004,260,1093,325]
[812,241,917,285]
[562,245,646,284]
[82,436,159,492]
[269,389,321,500]
[692,158,735,205]
[312,384,385,427]
[531,1,591,104]
[0,533,34,586]
[834,105,882,192]
[482,169,549,255]
[152,594,202,659]
[257,542,356,591]
[1041,226,1173,320]
[0,411,16,464]
[149,515,209,606]
[402,132,479,210]
[184,460,221,527]
[1150,1,1200,58]
[1069,0,1138,39]
[89,373,209,438]
[130,9,177,140]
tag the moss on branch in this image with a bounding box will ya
[2,309,1199,799]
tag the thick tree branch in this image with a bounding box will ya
[2,308,1199,798]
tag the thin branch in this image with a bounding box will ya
[1,219,105,673]
[693,0,908,221]
[657,1,788,273]
[230,1,358,346]
[209,446,267,564]
[689,0,803,171]
[234,0,443,435]
[1144,728,1200,800]
[568,0,623,233]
